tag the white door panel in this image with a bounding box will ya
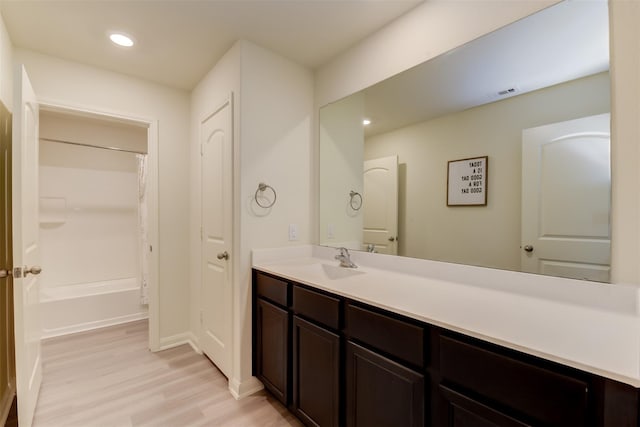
[12,66,42,427]
[200,96,233,378]
[521,113,610,282]
[363,155,398,255]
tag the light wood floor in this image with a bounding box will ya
[32,320,302,427]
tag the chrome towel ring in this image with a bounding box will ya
[255,183,277,208]
[349,190,362,211]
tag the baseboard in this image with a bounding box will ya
[0,386,15,426]
[41,313,149,339]
[159,331,201,353]
[229,376,264,400]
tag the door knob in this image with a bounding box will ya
[0,269,9,279]
[523,245,534,253]
[388,237,395,242]
[217,251,229,260]
[24,266,42,276]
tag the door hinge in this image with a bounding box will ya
[200,143,204,156]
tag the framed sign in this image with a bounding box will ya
[447,156,488,206]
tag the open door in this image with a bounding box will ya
[521,113,610,282]
[12,65,43,427]
[362,155,398,255]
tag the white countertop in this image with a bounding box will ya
[252,245,640,387]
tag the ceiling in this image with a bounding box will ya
[0,0,422,91]
[358,0,609,137]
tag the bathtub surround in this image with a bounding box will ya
[38,112,148,338]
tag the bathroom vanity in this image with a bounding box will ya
[252,246,640,427]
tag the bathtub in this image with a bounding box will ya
[39,277,148,338]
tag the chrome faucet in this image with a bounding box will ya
[335,247,357,268]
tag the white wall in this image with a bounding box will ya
[238,40,313,392]
[319,93,364,248]
[0,12,12,110]
[316,0,640,285]
[365,72,610,270]
[190,39,313,396]
[13,49,191,340]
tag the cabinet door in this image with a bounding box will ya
[292,316,340,427]
[439,385,531,427]
[256,298,290,404]
[346,341,424,427]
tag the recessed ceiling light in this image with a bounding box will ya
[363,119,371,126]
[109,33,134,47]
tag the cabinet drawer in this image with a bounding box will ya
[440,335,588,426]
[293,285,340,330]
[345,303,423,368]
[439,385,531,427]
[255,272,289,307]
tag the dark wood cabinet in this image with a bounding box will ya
[255,298,290,405]
[292,316,340,427]
[438,335,588,426]
[253,269,640,427]
[346,341,424,427]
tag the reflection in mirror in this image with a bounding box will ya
[319,0,611,282]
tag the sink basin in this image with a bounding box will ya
[319,263,365,280]
[289,262,365,280]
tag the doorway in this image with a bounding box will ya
[38,109,151,338]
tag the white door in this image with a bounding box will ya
[521,113,610,282]
[200,96,233,378]
[12,66,43,427]
[362,155,398,255]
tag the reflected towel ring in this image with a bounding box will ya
[349,191,362,211]
[255,183,277,208]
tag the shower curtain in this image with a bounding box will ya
[137,154,149,305]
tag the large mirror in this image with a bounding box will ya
[319,0,611,282]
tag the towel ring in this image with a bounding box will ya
[255,183,277,208]
[349,191,362,211]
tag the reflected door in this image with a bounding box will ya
[521,113,610,281]
[363,156,398,255]
[200,95,233,378]
[12,66,43,427]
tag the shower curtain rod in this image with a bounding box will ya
[40,137,146,155]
